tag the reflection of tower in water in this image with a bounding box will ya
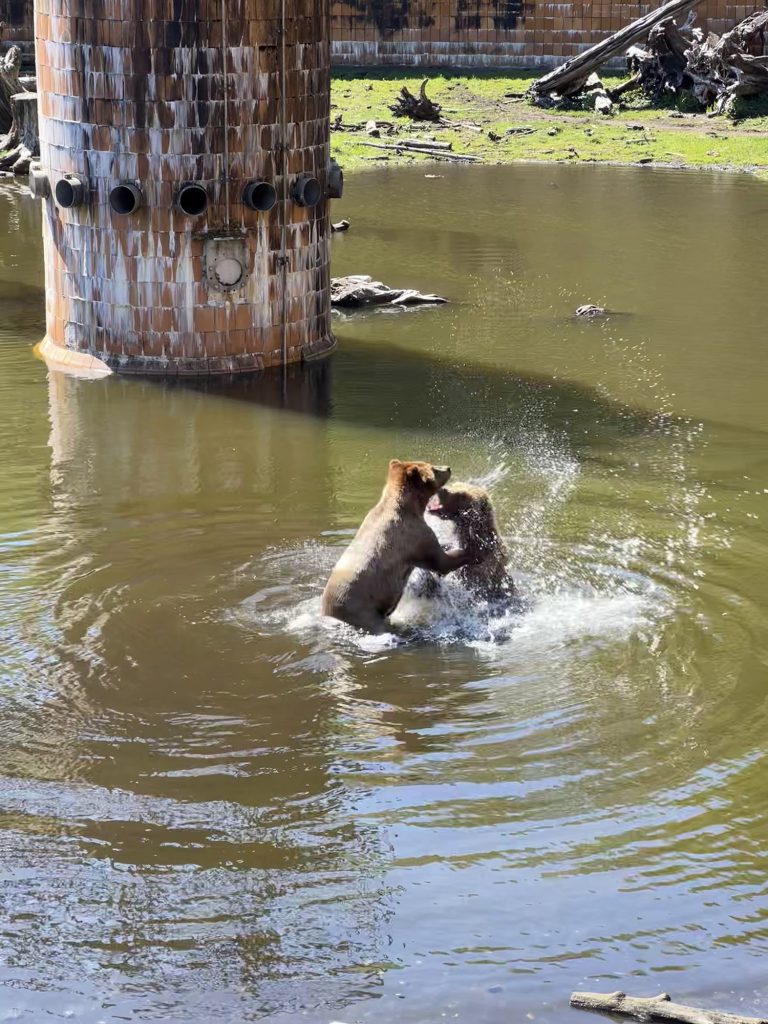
[37,365,396,1008]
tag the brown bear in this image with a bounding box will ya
[425,481,514,602]
[321,460,473,634]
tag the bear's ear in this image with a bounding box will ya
[389,458,403,470]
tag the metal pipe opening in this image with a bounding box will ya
[242,180,278,212]
[28,163,50,200]
[54,175,85,209]
[177,183,209,216]
[291,173,322,209]
[328,160,344,200]
[109,182,143,215]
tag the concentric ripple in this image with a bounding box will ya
[2,169,768,1024]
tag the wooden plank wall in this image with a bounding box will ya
[330,0,755,66]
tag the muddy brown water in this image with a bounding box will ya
[1,166,768,1024]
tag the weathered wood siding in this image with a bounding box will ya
[35,0,334,375]
[8,0,757,68]
[331,0,755,66]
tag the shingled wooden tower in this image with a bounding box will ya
[34,0,336,375]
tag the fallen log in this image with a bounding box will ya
[443,120,484,132]
[331,116,397,134]
[358,141,482,162]
[397,139,453,151]
[0,92,39,174]
[570,991,768,1024]
[390,78,442,122]
[530,0,705,98]
[331,275,447,309]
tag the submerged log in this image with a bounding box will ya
[331,275,447,309]
[390,79,443,122]
[0,92,39,174]
[570,991,768,1024]
[530,0,704,98]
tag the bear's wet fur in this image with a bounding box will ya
[426,481,514,602]
[321,460,474,634]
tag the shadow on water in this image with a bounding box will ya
[169,332,659,450]
[0,279,46,334]
[330,335,657,447]
[175,356,335,418]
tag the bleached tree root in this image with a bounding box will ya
[570,991,768,1024]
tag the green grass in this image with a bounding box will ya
[331,68,768,174]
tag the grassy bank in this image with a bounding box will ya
[331,68,768,176]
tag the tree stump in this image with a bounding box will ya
[0,43,22,135]
[389,79,443,122]
[0,92,39,174]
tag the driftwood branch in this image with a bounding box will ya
[359,140,482,162]
[570,991,768,1024]
[530,0,704,98]
[396,139,453,151]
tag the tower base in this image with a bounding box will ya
[35,333,336,379]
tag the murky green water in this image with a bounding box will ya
[1,166,768,1024]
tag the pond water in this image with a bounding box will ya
[1,165,768,1024]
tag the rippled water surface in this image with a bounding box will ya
[1,166,768,1023]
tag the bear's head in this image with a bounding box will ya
[426,481,492,522]
[388,459,451,509]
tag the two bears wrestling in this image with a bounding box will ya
[321,459,514,635]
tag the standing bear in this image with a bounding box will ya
[321,459,474,634]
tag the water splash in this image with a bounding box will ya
[230,447,666,662]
